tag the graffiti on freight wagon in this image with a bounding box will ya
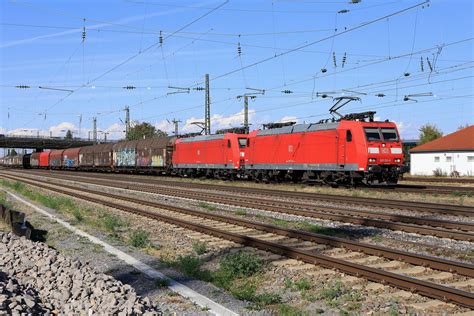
[115,149,136,167]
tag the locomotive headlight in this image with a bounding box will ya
[368,158,376,163]
[394,158,401,163]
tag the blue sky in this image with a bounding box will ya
[1,0,472,140]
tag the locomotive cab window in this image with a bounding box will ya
[227,140,231,148]
[381,128,398,141]
[238,138,247,148]
[364,128,381,141]
[346,130,352,142]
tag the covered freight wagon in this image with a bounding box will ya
[39,152,50,168]
[93,143,114,170]
[22,154,31,169]
[78,145,95,169]
[11,154,24,167]
[113,140,139,169]
[30,152,41,168]
[49,150,64,168]
[172,133,247,177]
[136,137,175,172]
[79,144,114,170]
[62,148,81,169]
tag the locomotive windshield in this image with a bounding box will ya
[381,128,398,141]
[238,138,247,148]
[364,127,399,142]
[364,128,381,141]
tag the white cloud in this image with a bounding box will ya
[279,116,299,123]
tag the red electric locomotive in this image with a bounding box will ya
[172,131,249,179]
[245,111,406,185]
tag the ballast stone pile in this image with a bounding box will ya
[0,232,161,315]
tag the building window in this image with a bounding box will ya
[446,156,452,162]
[434,156,440,162]
[468,156,474,162]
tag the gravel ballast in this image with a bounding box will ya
[0,232,162,315]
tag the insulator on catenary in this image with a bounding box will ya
[420,57,424,72]
[427,57,433,72]
[342,52,347,68]
[281,90,293,94]
[159,31,163,46]
[375,93,385,97]
[321,68,327,73]
[237,42,242,56]
[194,87,205,91]
[404,72,410,77]
[332,52,337,68]
[16,85,30,89]
[123,86,136,90]
[82,26,86,42]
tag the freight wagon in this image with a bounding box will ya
[49,150,64,169]
[136,137,175,173]
[62,148,81,169]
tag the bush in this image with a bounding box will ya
[192,241,207,255]
[129,229,149,248]
[174,255,211,281]
[294,278,311,291]
[155,277,170,288]
[72,209,83,222]
[102,214,127,232]
[219,251,262,279]
[231,281,257,301]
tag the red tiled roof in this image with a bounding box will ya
[411,125,474,152]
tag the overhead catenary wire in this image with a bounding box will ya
[190,1,430,87]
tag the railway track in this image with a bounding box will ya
[370,184,474,196]
[8,170,474,242]
[2,172,473,309]
[16,169,474,217]
[401,177,474,184]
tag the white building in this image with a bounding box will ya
[410,125,474,176]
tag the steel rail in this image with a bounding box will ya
[2,174,473,308]
[9,171,474,241]
[11,169,474,216]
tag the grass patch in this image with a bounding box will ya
[318,280,363,313]
[271,218,291,227]
[213,251,263,288]
[101,213,128,233]
[129,229,150,248]
[198,202,217,211]
[294,278,311,291]
[371,234,383,242]
[230,280,281,308]
[235,209,247,216]
[278,304,310,316]
[72,209,84,222]
[192,241,207,255]
[173,255,211,281]
[154,277,170,288]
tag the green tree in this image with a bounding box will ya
[418,124,443,145]
[125,122,167,140]
[9,149,18,156]
[65,130,73,139]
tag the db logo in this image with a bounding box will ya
[381,148,389,154]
